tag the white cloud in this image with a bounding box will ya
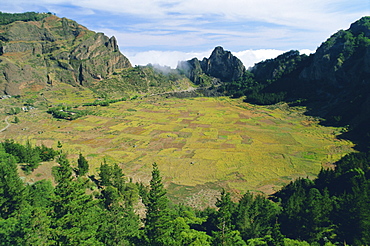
[122,48,315,69]
[2,0,367,55]
[122,50,213,68]
[236,49,315,68]
[234,49,287,69]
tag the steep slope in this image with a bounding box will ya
[0,12,131,95]
[248,16,370,148]
[251,50,309,84]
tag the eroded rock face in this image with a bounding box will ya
[178,46,245,83]
[177,58,203,84]
[201,46,246,82]
[0,15,131,94]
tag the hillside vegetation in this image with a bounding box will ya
[230,17,370,148]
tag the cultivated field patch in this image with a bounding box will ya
[0,96,354,204]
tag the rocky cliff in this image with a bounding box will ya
[0,13,131,95]
[177,46,246,84]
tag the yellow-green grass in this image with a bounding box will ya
[0,96,354,205]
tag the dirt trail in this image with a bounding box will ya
[0,116,10,132]
[149,86,197,96]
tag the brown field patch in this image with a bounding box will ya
[180,119,192,124]
[189,123,211,128]
[163,142,186,149]
[220,143,236,149]
[122,127,146,135]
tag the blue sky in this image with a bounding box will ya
[2,0,369,67]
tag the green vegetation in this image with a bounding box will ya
[7,107,21,115]
[0,11,51,25]
[221,50,308,104]
[93,65,193,96]
[47,105,88,120]
[82,97,127,107]
[13,116,20,124]
[1,139,58,172]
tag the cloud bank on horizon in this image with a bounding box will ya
[1,0,368,67]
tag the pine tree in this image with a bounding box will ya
[97,185,140,245]
[0,152,26,219]
[24,140,41,172]
[96,164,140,245]
[0,151,29,245]
[77,153,89,176]
[51,154,102,245]
[213,189,246,246]
[21,180,54,245]
[333,169,370,245]
[98,160,112,186]
[144,163,174,245]
[235,191,281,243]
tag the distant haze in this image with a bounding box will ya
[122,49,314,69]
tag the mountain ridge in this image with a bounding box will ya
[0,13,131,95]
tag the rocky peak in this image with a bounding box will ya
[177,46,245,84]
[107,36,119,52]
[201,46,245,81]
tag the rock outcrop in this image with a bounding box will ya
[0,14,131,94]
[177,46,245,84]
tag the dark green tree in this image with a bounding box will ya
[57,141,62,149]
[23,140,41,172]
[77,153,89,176]
[21,180,54,245]
[299,188,333,243]
[98,160,112,186]
[0,152,26,219]
[332,169,370,245]
[0,150,42,245]
[51,154,103,245]
[234,191,281,243]
[144,163,174,245]
[96,162,140,245]
[213,189,246,246]
[97,184,140,245]
[35,144,58,162]
[98,162,138,205]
